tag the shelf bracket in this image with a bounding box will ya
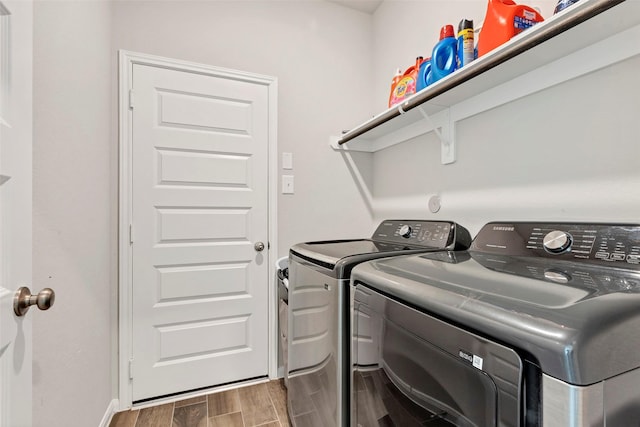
[416,106,456,164]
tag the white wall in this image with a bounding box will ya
[365,1,640,236]
[33,1,375,425]
[112,0,376,255]
[32,2,113,426]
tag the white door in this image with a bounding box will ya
[0,1,33,426]
[130,63,270,401]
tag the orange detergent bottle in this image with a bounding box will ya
[388,68,403,107]
[477,0,544,57]
[388,57,424,107]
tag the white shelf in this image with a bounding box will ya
[331,0,640,164]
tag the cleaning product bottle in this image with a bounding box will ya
[457,19,475,68]
[554,0,580,13]
[429,25,457,84]
[388,57,423,107]
[477,0,544,57]
[416,57,431,92]
[388,68,403,107]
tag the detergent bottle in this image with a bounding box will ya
[429,25,457,84]
[388,57,423,107]
[457,19,475,68]
[554,0,580,13]
[387,68,403,107]
[416,57,431,92]
[477,0,544,57]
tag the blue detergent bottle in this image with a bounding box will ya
[416,57,431,92]
[430,24,457,84]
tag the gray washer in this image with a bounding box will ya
[286,220,471,427]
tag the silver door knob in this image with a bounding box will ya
[13,287,55,317]
[254,242,265,252]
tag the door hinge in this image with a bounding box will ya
[128,89,135,109]
[129,358,134,380]
[129,224,134,245]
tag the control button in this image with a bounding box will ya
[399,225,412,238]
[627,254,640,264]
[611,253,626,261]
[543,230,573,254]
[595,252,610,260]
[544,270,571,284]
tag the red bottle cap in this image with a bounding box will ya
[440,24,455,39]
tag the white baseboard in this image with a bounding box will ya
[98,399,119,427]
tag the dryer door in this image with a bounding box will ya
[353,284,523,427]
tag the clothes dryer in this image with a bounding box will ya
[351,222,640,427]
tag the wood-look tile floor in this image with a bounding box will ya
[110,380,291,427]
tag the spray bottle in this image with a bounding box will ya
[457,19,475,68]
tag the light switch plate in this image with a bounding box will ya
[282,175,294,194]
[282,152,293,170]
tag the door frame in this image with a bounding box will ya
[117,50,278,409]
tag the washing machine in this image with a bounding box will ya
[286,220,472,427]
[350,221,640,427]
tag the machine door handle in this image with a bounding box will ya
[254,241,265,252]
[13,287,55,317]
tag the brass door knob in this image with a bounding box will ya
[13,287,55,317]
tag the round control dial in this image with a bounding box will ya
[543,230,572,254]
[399,225,412,238]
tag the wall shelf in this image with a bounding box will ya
[331,0,640,164]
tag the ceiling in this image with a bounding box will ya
[327,0,383,14]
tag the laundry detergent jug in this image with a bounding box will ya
[387,68,403,107]
[416,58,432,92]
[477,0,544,57]
[429,25,457,84]
[388,57,424,107]
[554,0,580,13]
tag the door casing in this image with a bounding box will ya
[118,50,278,409]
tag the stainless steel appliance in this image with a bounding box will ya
[286,220,471,427]
[351,222,640,427]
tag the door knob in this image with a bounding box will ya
[254,242,265,252]
[13,287,55,317]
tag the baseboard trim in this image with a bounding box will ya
[98,399,119,427]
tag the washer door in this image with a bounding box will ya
[353,284,523,427]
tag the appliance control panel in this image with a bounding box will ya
[471,222,640,268]
[372,220,463,249]
[472,252,640,292]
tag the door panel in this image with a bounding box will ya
[158,150,251,187]
[0,1,32,426]
[158,90,252,133]
[131,64,269,401]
